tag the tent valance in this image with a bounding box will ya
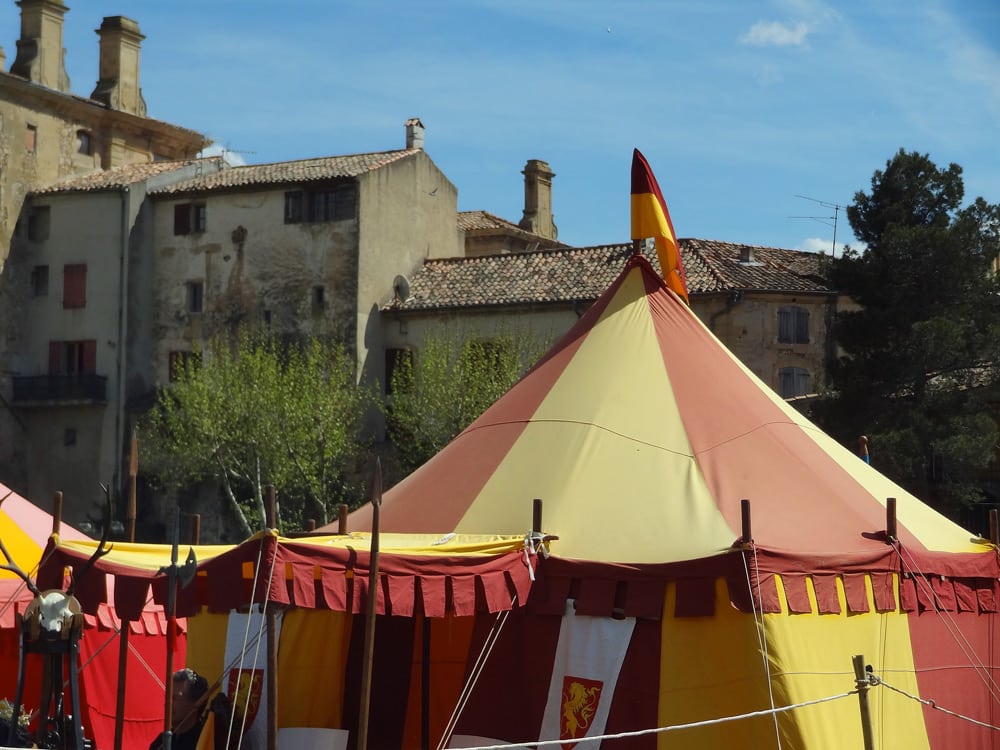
[37,532,537,620]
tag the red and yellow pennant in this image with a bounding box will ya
[631,148,689,303]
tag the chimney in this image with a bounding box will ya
[739,246,756,264]
[90,16,147,116]
[405,118,425,150]
[518,159,557,241]
[10,0,70,91]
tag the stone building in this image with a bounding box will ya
[0,0,206,260]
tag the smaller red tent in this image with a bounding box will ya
[0,484,183,749]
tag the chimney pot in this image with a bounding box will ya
[10,0,70,91]
[518,159,557,241]
[91,16,147,116]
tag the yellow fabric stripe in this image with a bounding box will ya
[657,576,931,749]
[631,193,675,242]
[0,510,44,579]
[457,268,730,562]
[276,610,352,728]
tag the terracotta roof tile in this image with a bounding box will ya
[458,210,566,247]
[32,159,216,194]
[388,239,829,311]
[151,149,418,194]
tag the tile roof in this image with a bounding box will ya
[31,159,216,194]
[387,239,830,311]
[458,210,566,247]
[151,149,418,195]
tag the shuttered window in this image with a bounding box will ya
[779,367,811,398]
[63,264,87,309]
[777,306,809,344]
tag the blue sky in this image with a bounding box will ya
[3,0,998,253]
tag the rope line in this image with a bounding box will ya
[742,544,783,749]
[891,543,1000,705]
[446,690,857,750]
[875,675,1000,733]
[437,596,517,750]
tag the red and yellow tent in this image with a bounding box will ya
[39,255,1000,749]
[344,253,1000,749]
[1,486,182,750]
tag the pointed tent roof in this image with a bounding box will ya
[347,255,982,570]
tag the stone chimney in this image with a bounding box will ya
[10,0,70,91]
[518,159,557,240]
[90,16,147,116]
[405,118,425,150]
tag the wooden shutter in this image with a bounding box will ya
[63,264,87,308]
[48,341,62,374]
[82,340,97,374]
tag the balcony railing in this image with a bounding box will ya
[12,374,107,403]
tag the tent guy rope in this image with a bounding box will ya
[742,542,784,750]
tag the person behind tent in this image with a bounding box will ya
[149,668,235,750]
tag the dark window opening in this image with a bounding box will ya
[313,286,326,310]
[174,202,207,235]
[284,184,357,224]
[76,130,93,155]
[25,124,37,153]
[32,265,49,297]
[168,350,202,382]
[48,340,97,375]
[187,281,204,313]
[28,206,50,241]
[384,347,412,395]
[263,309,272,325]
[64,428,77,447]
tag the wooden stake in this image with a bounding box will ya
[51,491,63,535]
[358,460,383,750]
[264,485,278,750]
[853,654,875,750]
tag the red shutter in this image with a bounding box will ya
[82,340,97,374]
[48,341,62,374]
[63,264,87,308]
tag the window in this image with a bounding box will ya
[284,185,357,224]
[263,309,272,325]
[48,340,97,375]
[28,205,50,241]
[313,285,326,310]
[25,124,37,153]
[76,130,93,155]
[778,367,811,398]
[63,264,87,309]
[777,305,809,344]
[168,350,202,382]
[384,348,412,394]
[32,265,49,297]
[174,202,207,235]
[186,281,204,313]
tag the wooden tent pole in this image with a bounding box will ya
[114,430,139,750]
[886,497,897,543]
[990,508,999,546]
[51,491,63,535]
[265,486,278,750]
[740,499,752,544]
[852,654,875,750]
[338,503,349,535]
[532,498,543,533]
[358,460,383,750]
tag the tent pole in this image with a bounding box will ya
[990,509,999,546]
[886,498,897,543]
[533,498,543,533]
[740,499,752,544]
[113,432,139,750]
[358,460,383,750]
[339,503,349,535]
[265,486,278,750]
[852,655,875,750]
[51,491,63,535]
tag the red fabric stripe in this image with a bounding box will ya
[782,575,812,614]
[812,574,841,614]
[843,574,870,613]
[674,578,715,617]
[603,617,660,749]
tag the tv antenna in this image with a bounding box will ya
[789,195,844,256]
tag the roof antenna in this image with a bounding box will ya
[789,195,844,257]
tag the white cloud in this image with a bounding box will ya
[198,143,248,166]
[797,237,834,254]
[740,20,811,47]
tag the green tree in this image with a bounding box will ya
[386,325,551,474]
[814,149,1000,513]
[142,333,373,536]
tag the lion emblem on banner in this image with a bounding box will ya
[227,668,263,727]
[560,675,603,748]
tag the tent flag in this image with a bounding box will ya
[631,148,689,303]
[538,602,636,748]
[223,610,282,748]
